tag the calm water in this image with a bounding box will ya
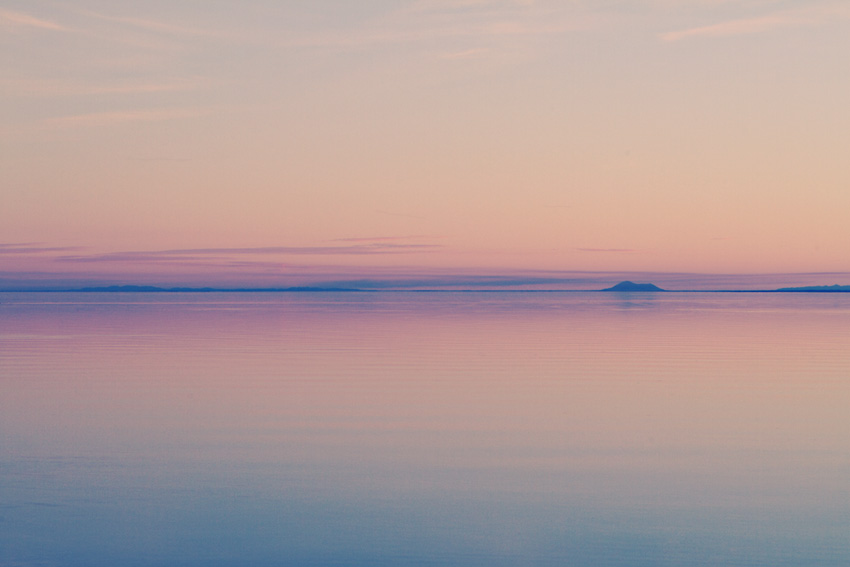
[1,292,848,566]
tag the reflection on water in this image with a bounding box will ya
[1,292,849,566]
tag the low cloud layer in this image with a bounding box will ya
[0,243,81,254]
[56,243,443,264]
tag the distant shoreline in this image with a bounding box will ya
[2,286,849,294]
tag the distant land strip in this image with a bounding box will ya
[1,282,849,293]
[775,285,850,292]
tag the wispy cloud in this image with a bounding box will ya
[0,8,66,31]
[43,107,217,129]
[56,243,443,264]
[0,243,81,254]
[281,0,588,52]
[285,24,552,50]
[78,9,218,38]
[660,3,850,41]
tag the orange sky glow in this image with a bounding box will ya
[2,1,849,289]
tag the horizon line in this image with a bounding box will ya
[3,284,850,294]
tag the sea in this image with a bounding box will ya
[1,291,848,566]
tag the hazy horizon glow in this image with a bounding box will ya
[3,1,849,287]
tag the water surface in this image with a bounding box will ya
[1,292,848,566]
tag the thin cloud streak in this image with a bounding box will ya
[56,243,444,263]
[0,243,81,254]
[283,24,561,50]
[43,107,218,129]
[660,3,850,41]
[79,9,219,38]
[0,8,66,31]
[280,1,592,51]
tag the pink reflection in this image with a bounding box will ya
[2,292,849,511]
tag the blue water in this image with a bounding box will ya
[1,292,849,566]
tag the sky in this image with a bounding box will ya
[2,0,850,289]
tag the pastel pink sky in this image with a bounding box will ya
[2,0,849,288]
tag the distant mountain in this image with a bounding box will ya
[602,281,665,292]
[776,285,850,292]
